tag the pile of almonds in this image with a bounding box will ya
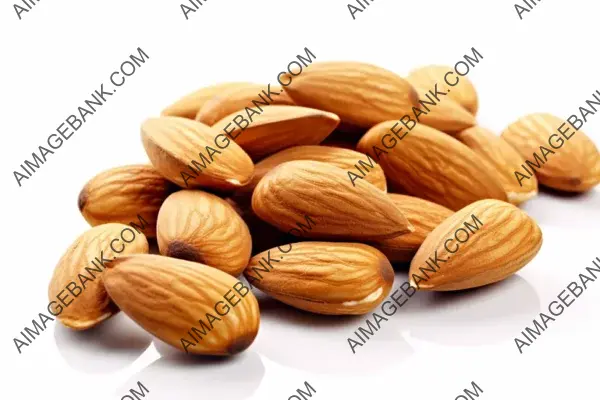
[50,62,600,356]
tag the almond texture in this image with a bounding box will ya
[104,254,260,355]
[244,242,394,315]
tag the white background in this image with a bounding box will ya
[1,0,599,399]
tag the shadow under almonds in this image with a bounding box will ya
[120,346,265,400]
[253,293,415,376]
[397,274,541,346]
[54,313,153,374]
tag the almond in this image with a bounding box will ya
[408,85,476,133]
[357,122,507,210]
[141,117,254,190]
[236,145,387,198]
[212,106,339,159]
[456,126,538,204]
[408,65,479,115]
[282,61,419,128]
[501,113,600,192]
[252,160,413,240]
[409,199,542,291]
[371,194,453,263]
[48,224,149,330]
[104,254,260,355]
[195,84,295,125]
[244,242,394,315]
[157,190,252,276]
[78,164,176,237]
[161,82,255,119]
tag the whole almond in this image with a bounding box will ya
[357,122,507,210]
[371,194,453,263]
[141,117,255,190]
[48,223,149,330]
[282,61,419,129]
[408,65,479,115]
[408,85,476,133]
[212,105,340,159]
[196,84,295,125]
[501,113,600,192]
[456,126,538,204]
[161,82,255,119]
[78,164,176,237]
[244,242,394,315]
[104,254,260,355]
[157,190,252,276]
[252,160,413,240]
[237,145,387,197]
[409,199,542,291]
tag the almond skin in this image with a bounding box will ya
[48,224,149,330]
[252,160,413,240]
[157,190,252,276]
[456,126,538,204]
[104,254,260,356]
[141,117,255,190]
[408,85,477,133]
[282,61,419,129]
[212,105,340,159]
[357,122,507,210]
[244,242,394,315]
[370,194,453,263]
[195,84,295,125]
[408,65,479,115]
[236,145,387,197]
[501,113,600,192]
[409,199,542,291]
[78,164,176,237]
[161,82,255,119]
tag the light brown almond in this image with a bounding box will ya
[357,122,507,210]
[409,199,542,291]
[371,194,453,263]
[245,242,394,315]
[501,113,600,192]
[251,160,413,240]
[141,117,254,190]
[161,82,255,119]
[195,84,295,125]
[78,164,176,237]
[212,106,339,159]
[104,254,260,356]
[408,65,479,115]
[48,224,149,330]
[408,85,477,133]
[157,190,252,276]
[456,126,538,204]
[282,61,419,128]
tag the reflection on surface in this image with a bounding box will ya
[521,189,600,229]
[254,292,414,375]
[119,346,265,400]
[54,313,153,373]
[396,274,541,346]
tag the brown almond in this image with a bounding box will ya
[104,254,260,355]
[408,85,476,133]
[141,117,254,190]
[245,242,394,315]
[409,199,542,291]
[48,224,149,330]
[501,113,600,192]
[251,160,413,240]
[212,106,339,159]
[282,61,419,128]
[78,164,176,237]
[195,84,295,125]
[157,190,252,276]
[456,126,538,204]
[161,82,255,119]
[357,122,507,210]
